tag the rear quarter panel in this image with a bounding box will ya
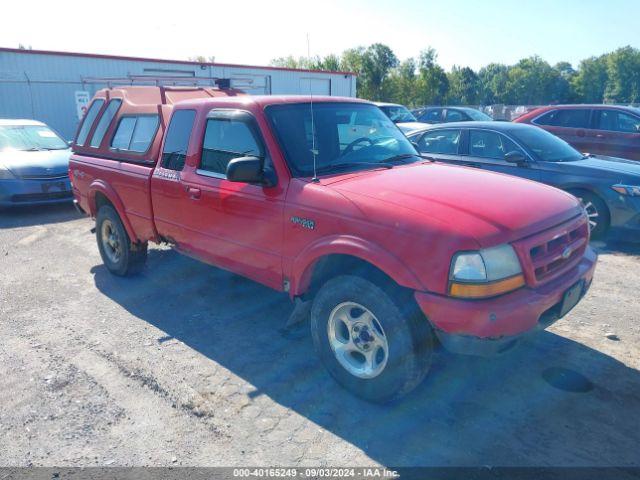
[70,154,156,242]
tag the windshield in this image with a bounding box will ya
[465,109,493,121]
[0,125,68,152]
[266,103,419,177]
[510,126,583,162]
[380,105,418,123]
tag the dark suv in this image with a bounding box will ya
[515,105,640,161]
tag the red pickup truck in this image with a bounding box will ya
[70,86,597,402]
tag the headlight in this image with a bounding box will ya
[0,167,15,179]
[449,244,524,299]
[612,184,640,196]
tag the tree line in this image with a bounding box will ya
[270,45,640,107]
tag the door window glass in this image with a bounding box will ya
[469,130,524,160]
[445,109,467,122]
[535,109,590,128]
[200,118,263,176]
[161,110,196,171]
[417,129,461,154]
[418,108,442,123]
[597,110,640,133]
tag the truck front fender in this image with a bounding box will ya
[88,180,139,243]
[290,235,424,296]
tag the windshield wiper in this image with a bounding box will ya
[314,161,394,175]
[383,153,422,164]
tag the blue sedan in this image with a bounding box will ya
[407,121,640,240]
[0,120,72,208]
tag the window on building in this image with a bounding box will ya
[111,115,159,154]
[90,99,122,148]
[75,99,105,146]
[200,116,263,177]
[161,110,196,171]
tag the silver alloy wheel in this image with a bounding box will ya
[577,196,599,231]
[327,302,389,379]
[100,218,122,264]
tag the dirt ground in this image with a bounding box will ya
[0,204,639,468]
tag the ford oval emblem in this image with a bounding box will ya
[561,246,572,260]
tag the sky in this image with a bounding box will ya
[4,0,640,71]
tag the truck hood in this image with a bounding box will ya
[0,149,71,177]
[323,163,583,247]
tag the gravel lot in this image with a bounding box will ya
[1,204,639,468]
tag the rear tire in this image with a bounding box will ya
[96,205,147,276]
[571,190,609,240]
[310,275,433,403]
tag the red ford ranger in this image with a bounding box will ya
[70,86,597,402]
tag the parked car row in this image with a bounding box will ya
[68,86,597,402]
[406,121,640,240]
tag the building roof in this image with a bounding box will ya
[0,47,357,77]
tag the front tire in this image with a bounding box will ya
[310,275,433,403]
[572,191,609,240]
[96,205,147,276]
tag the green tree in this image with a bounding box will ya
[505,56,568,104]
[415,48,449,105]
[604,46,640,103]
[447,66,480,105]
[385,58,418,105]
[360,43,399,101]
[571,55,608,103]
[478,63,510,104]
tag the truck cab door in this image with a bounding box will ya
[151,109,198,246]
[175,109,286,290]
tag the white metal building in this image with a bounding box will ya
[0,48,357,139]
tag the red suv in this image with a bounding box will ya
[515,105,640,161]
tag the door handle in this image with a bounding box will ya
[461,162,482,168]
[596,134,605,139]
[187,187,201,199]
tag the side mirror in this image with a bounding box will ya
[226,156,275,187]
[504,150,527,165]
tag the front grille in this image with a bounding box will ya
[513,215,589,286]
[530,224,588,281]
[11,191,73,202]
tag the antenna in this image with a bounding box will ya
[307,34,319,182]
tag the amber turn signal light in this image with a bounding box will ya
[449,274,525,299]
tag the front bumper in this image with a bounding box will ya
[415,247,597,356]
[0,177,72,207]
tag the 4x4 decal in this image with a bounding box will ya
[290,216,315,230]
